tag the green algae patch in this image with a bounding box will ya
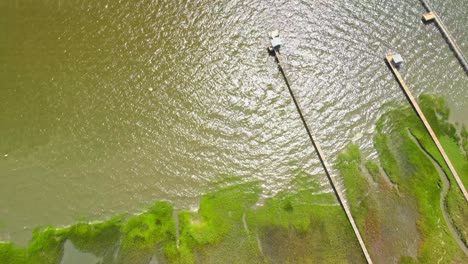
[339,94,468,263]
[0,242,27,264]
[461,125,468,155]
[336,145,369,209]
[0,227,69,264]
[0,219,123,264]
[190,183,259,244]
[68,217,121,253]
[119,201,176,263]
[250,173,334,232]
[0,174,367,263]
[174,182,263,264]
[418,94,468,190]
[1,94,466,264]
[28,228,69,264]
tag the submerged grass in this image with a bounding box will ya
[338,94,468,263]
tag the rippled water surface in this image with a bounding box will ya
[0,0,466,243]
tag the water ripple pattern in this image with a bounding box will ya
[0,0,466,243]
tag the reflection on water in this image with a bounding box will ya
[0,0,466,244]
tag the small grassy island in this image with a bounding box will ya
[1,95,467,263]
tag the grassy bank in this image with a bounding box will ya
[0,175,364,263]
[2,94,466,263]
[338,94,468,263]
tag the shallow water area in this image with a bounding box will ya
[60,240,102,264]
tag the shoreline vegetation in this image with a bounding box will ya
[0,177,364,263]
[338,94,468,263]
[1,94,467,264]
[0,176,364,264]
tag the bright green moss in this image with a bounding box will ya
[68,217,121,251]
[0,177,365,264]
[0,242,27,264]
[27,227,68,264]
[171,182,261,263]
[119,201,176,262]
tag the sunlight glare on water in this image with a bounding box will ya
[0,0,466,243]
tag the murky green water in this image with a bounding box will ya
[0,0,467,245]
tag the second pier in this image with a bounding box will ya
[421,0,468,73]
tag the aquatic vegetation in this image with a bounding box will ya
[67,218,121,263]
[0,227,67,264]
[0,175,364,263]
[250,175,365,263]
[364,160,380,180]
[0,242,27,264]
[119,201,176,263]
[418,95,468,189]
[172,182,262,264]
[339,94,468,263]
[1,94,466,263]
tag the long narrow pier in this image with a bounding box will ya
[420,0,468,73]
[272,50,373,264]
[385,53,468,202]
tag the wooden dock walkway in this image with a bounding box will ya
[420,0,468,73]
[385,53,468,202]
[272,50,373,264]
